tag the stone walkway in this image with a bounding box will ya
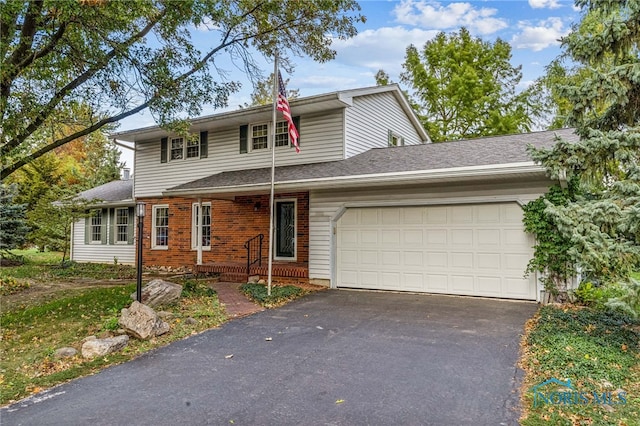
[208,282,264,318]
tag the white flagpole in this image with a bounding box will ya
[267,54,278,296]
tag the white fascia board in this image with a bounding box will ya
[164,162,545,197]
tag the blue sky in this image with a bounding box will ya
[118,0,583,168]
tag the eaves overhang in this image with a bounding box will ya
[163,162,548,198]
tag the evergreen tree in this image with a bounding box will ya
[529,0,640,283]
[0,184,29,254]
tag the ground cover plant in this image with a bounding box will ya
[519,305,640,425]
[241,283,309,308]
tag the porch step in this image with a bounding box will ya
[219,272,249,283]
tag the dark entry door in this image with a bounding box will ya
[276,201,295,258]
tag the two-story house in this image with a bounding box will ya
[71,84,576,301]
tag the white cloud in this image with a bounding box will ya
[331,26,439,73]
[511,17,568,51]
[528,0,561,9]
[392,0,508,35]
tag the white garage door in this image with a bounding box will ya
[337,203,536,300]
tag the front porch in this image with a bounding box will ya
[194,261,309,283]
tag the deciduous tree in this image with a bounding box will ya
[400,28,537,142]
[1,0,364,179]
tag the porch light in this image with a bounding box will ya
[254,201,261,212]
[135,201,146,302]
[136,201,146,218]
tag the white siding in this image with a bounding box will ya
[135,110,344,197]
[71,220,136,265]
[308,180,550,282]
[345,92,424,158]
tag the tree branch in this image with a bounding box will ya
[3,10,165,153]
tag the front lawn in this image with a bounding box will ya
[1,280,226,406]
[520,305,640,425]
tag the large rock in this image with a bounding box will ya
[119,301,170,340]
[131,279,182,307]
[81,335,129,358]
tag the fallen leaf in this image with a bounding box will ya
[335,399,345,404]
[225,354,234,359]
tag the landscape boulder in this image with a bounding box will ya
[54,347,77,358]
[81,335,129,358]
[131,279,182,307]
[119,301,170,340]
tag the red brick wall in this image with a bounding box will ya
[136,192,309,269]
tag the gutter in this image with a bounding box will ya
[163,162,546,197]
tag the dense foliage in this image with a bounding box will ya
[523,184,578,297]
[1,0,364,179]
[528,0,640,284]
[400,27,538,142]
[0,184,29,253]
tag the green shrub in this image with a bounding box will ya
[573,281,625,310]
[102,316,120,331]
[180,279,216,297]
[0,273,30,295]
[241,283,307,308]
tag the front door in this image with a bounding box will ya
[275,201,296,259]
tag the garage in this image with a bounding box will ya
[336,203,537,300]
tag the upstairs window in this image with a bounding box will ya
[251,124,269,150]
[186,138,200,158]
[170,138,184,160]
[275,121,290,147]
[161,132,208,162]
[388,130,405,147]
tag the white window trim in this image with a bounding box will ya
[90,210,103,244]
[191,202,212,250]
[152,204,169,250]
[249,121,294,152]
[274,198,297,261]
[389,131,404,147]
[114,207,129,245]
[169,134,202,161]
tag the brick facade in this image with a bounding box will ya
[137,192,309,270]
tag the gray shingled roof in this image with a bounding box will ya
[168,129,577,192]
[76,179,134,203]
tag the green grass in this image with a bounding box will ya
[1,250,136,281]
[1,280,226,406]
[520,305,640,425]
[241,283,309,308]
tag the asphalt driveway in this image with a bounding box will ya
[2,290,537,426]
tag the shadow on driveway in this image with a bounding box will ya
[2,290,537,426]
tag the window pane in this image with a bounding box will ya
[275,121,289,147]
[171,138,183,160]
[252,124,268,150]
[155,207,169,246]
[91,211,102,242]
[186,138,199,158]
[193,204,212,248]
[116,208,128,242]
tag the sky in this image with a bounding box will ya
[117,0,583,170]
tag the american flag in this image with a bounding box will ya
[277,71,300,153]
